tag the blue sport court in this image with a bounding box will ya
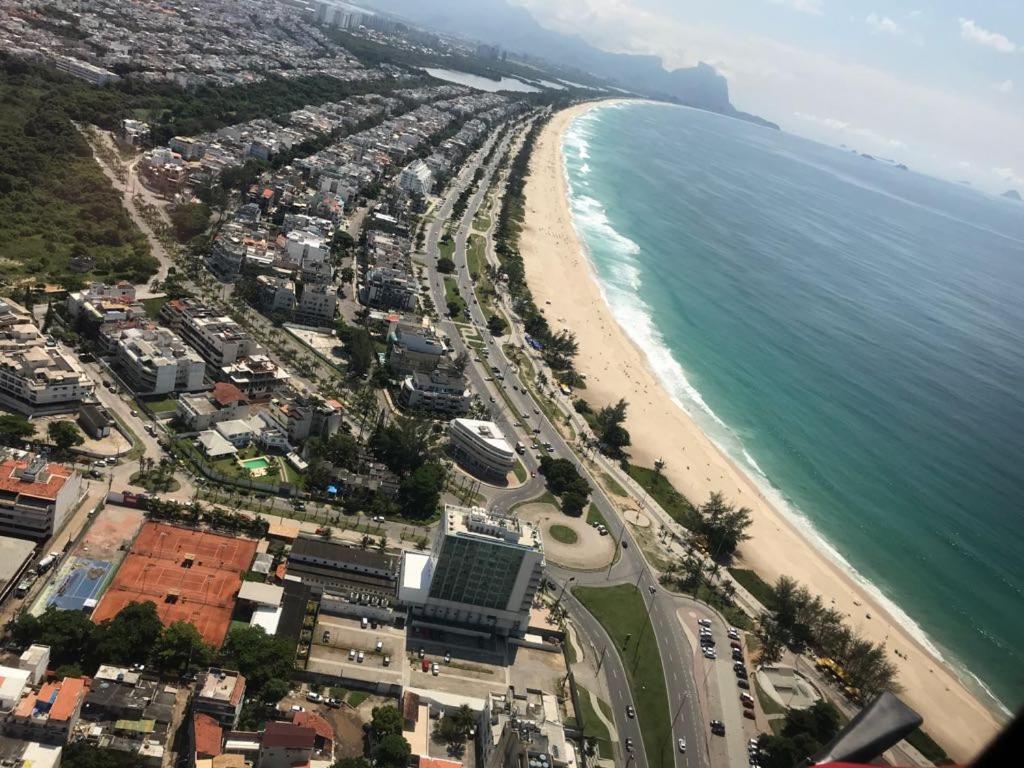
[46,558,113,612]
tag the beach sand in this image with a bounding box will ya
[518,100,1003,762]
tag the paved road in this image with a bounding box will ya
[418,115,754,768]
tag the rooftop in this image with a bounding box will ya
[197,670,245,706]
[444,505,541,550]
[262,721,315,750]
[0,457,74,502]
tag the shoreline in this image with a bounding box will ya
[517,99,1004,762]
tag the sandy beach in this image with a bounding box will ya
[518,100,1003,762]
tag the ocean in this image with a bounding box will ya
[562,102,1024,714]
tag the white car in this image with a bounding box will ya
[702,647,717,660]
[678,739,687,753]
[431,663,439,676]
[698,619,712,628]
[348,649,356,661]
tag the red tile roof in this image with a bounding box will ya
[195,713,223,758]
[419,758,463,768]
[262,721,315,750]
[211,382,248,406]
[50,677,87,721]
[0,459,73,502]
[292,711,333,744]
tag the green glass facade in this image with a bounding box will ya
[429,536,526,610]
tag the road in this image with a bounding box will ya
[418,114,758,768]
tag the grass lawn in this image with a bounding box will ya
[752,675,787,716]
[142,296,169,319]
[549,524,579,545]
[472,211,491,232]
[586,503,607,528]
[512,459,527,483]
[601,471,628,498]
[574,584,674,768]
[443,276,467,315]
[575,686,614,758]
[347,691,369,707]
[467,233,487,277]
[728,568,778,610]
[627,465,701,530]
[144,395,179,414]
[438,238,455,261]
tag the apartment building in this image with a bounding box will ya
[0,300,93,415]
[448,418,516,478]
[161,299,259,368]
[221,355,289,399]
[398,505,544,636]
[360,267,418,310]
[0,455,82,540]
[176,383,249,431]
[66,282,144,325]
[398,159,434,196]
[255,275,296,315]
[294,283,338,327]
[113,326,206,395]
[399,370,470,415]
[5,676,87,745]
[194,669,246,729]
[387,321,447,375]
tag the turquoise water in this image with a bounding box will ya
[563,102,1024,713]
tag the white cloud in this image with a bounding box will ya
[993,79,1014,94]
[794,111,906,148]
[994,167,1024,188]
[769,0,823,15]
[958,18,1016,53]
[866,13,902,36]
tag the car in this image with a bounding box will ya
[348,649,356,661]
[702,648,717,660]
[322,631,331,643]
[742,698,754,710]
[444,652,451,664]
[677,739,687,753]
[418,648,425,659]
[698,618,712,628]
[532,427,541,434]
[431,663,439,676]
[710,720,726,736]
[625,705,635,719]
[533,408,539,414]
[734,661,747,671]
[732,649,744,660]
[130,409,138,417]
[372,515,385,523]
[743,709,756,720]
[700,636,715,647]
[749,739,760,749]
[383,655,391,666]
[357,651,365,662]
[728,627,740,639]
[730,641,742,650]
[290,705,305,713]
[648,585,656,595]
[306,692,322,703]
[326,698,341,708]
[737,679,750,690]
[625,739,634,753]
[376,640,384,652]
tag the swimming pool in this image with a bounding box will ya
[241,457,271,471]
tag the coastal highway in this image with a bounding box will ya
[422,116,746,768]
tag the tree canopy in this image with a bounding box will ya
[218,625,295,701]
[0,414,35,446]
[48,419,84,454]
[697,492,752,560]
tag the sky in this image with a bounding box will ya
[509,0,1024,194]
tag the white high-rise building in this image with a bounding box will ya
[398,505,544,636]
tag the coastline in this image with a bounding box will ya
[517,100,1003,762]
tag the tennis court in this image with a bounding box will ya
[45,558,113,612]
[91,522,257,645]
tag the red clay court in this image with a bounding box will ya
[91,522,258,646]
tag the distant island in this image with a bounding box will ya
[1002,189,1022,201]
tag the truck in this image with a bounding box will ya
[515,441,525,455]
[36,553,59,573]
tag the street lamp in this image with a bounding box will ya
[553,576,575,609]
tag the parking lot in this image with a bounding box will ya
[306,614,405,685]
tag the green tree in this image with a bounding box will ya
[219,626,294,700]
[487,314,508,336]
[594,398,631,457]
[153,620,213,672]
[340,267,355,283]
[433,715,464,745]
[343,326,374,376]
[93,601,164,665]
[560,488,588,517]
[62,743,148,768]
[698,492,753,560]
[370,705,404,739]
[169,201,211,242]
[332,759,371,768]
[374,733,411,768]
[11,607,96,669]
[47,420,84,455]
[370,415,432,474]
[0,414,36,446]
[436,257,455,274]
[398,462,446,519]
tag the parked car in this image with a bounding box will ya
[348,649,356,661]
[357,651,364,663]
[306,692,322,703]
[431,663,439,676]
[710,720,726,736]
